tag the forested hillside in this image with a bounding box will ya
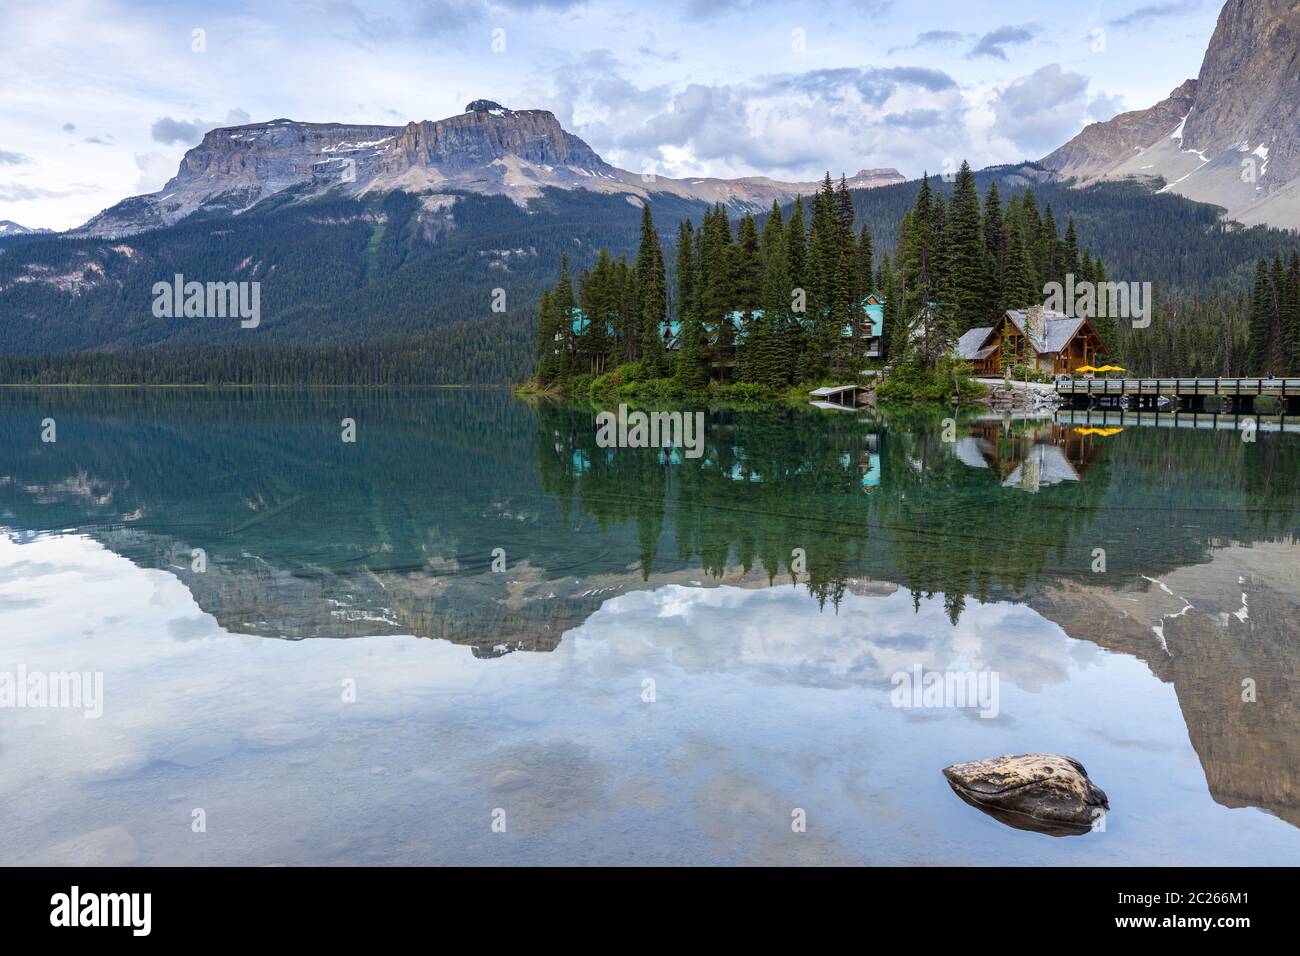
[2,162,1300,384]
[0,187,708,353]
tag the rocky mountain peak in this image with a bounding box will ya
[1182,0,1300,181]
[0,220,51,236]
[465,99,513,116]
[69,103,903,238]
[1042,0,1300,230]
[1040,79,1198,180]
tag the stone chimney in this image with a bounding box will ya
[1025,304,1046,352]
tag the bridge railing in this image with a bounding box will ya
[1056,378,1300,395]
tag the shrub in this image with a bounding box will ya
[589,362,642,395]
[1006,363,1052,384]
[706,380,770,403]
[878,356,985,402]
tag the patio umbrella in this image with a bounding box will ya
[1075,365,1100,373]
[1095,365,1127,373]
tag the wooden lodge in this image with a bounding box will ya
[957,306,1106,376]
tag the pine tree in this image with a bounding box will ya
[732,214,763,380]
[635,203,668,377]
[553,254,576,378]
[674,219,710,391]
[580,250,614,374]
[899,175,937,324]
[1021,188,1043,293]
[983,181,1006,324]
[803,175,841,379]
[1284,250,1300,373]
[1248,258,1274,374]
[1063,216,1080,279]
[616,255,637,363]
[732,214,762,315]
[877,251,898,361]
[1002,215,1036,314]
[700,205,735,371]
[535,289,560,384]
[759,207,794,388]
[946,160,988,334]
[857,223,874,297]
[786,197,808,336]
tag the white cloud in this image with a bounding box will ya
[0,0,1222,230]
[133,152,176,193]
[991,64,1098,158]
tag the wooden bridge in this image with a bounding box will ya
[1056,377,1300,413]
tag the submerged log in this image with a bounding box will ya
[942,753,1109,837]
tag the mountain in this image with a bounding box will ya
[73,99,904,239]
[1043,0,1300,229]
[1041,80,1199,180]
[0,221,51,236]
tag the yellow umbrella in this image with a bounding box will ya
[1076,426,1125,437]
[1095,365,1127,373]
[1075,365,1100,373]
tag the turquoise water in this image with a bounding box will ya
[1,388,1297,864]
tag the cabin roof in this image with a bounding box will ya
[1005,309,1088,355]
[956,326,995,360]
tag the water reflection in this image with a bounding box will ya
[0,387,1297,859]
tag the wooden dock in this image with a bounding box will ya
[809,384,876,410]
[1056,408,1300,433]
[1056,377,1300,413]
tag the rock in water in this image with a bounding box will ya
[942,754,1109,837]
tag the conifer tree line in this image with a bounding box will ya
[1246,252,1300,375]
[1116,251,1300,378]
[535,162,1110,391]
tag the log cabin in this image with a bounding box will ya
[957,305,1106,376]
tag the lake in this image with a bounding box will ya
[1,387,1297,865]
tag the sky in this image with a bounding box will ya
[0,0,1227,231]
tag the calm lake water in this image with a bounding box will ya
[1,388,1297,865]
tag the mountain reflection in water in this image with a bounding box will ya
[0,387,1297,864]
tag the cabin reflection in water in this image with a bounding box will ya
[955,419,1103,492]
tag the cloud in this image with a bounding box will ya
[408,0,487,35]
[1087,92,1126,122]
[637,34,681,62]
[0,183,97,202]
[762,66,958,106]
[323,0,586,44]
[542,53,968,179]
[133,152,177,193]
[967,24,1040,61]
[887,29,967,55]
[1109,1,1203,28]
[150,109,252,146]
[991,63,1093,155]
[0,149,31,165]
[61,123,76,134]
[882,108,945,129]
[493,0,588,9]
[683,0,888,21]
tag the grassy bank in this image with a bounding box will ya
[517,357,988,406]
